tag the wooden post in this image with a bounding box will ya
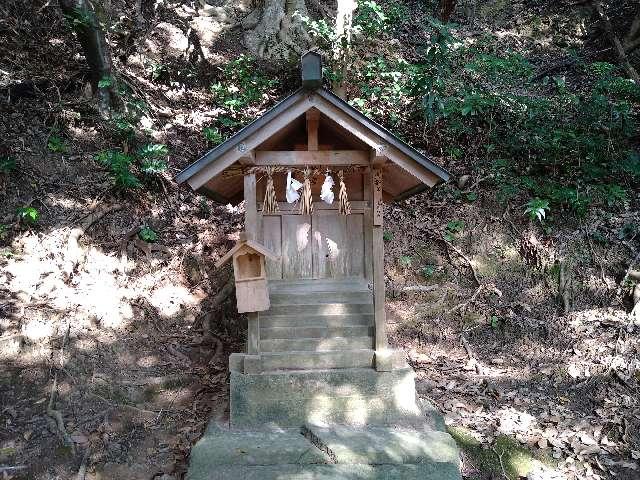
[243,171,260,355]
[306,109,319,151]
[371,165,389,369]
[244,172,258,240]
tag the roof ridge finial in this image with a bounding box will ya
[301,51,322,90]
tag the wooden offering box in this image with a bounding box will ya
[216,233,278,313]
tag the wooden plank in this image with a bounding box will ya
[372,167,383,226]
[370,168,387,352]
[244,173,258,240]
[363,169,373,282]
[312,214,346,279]
[254,150,368,166]
[188,96,311,189]
[346,214,365,277]
[258,201,368,213]
[306,109,320,151]
[238,152,255,165]
[372,225,387,351]
[262,215,283,279]
[281,215,313,279]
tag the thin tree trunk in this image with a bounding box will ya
[438,0,457,23]
[333,0,357,98]
[59,0,113,116]
[591,1,640,83]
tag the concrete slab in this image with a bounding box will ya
[302,424,460,466]
[187,425,331,480]
[230,367,437,428]
[188,462,461,480]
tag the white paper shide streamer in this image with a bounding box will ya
[320,173,334,205]
[285,170,303,203]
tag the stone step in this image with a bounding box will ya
[302,424,460,466]
[190,463,461,480]
[269,278,370,293]
[260,314,374,329]
[229,367,440,429]
[269,291,373,305]
[260,336,374,353]
[262,303,374,317]
[260,349,375,371]
[260,325,374,340]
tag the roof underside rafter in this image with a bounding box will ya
[176,88,450,203]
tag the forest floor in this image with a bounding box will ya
[1,1,640,479]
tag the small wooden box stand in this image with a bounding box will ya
[216,232,279,314]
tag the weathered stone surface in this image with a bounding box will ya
[188,462,461,480]
[230,367,434,428]
[302,424,460,466]
[188,425,330,479]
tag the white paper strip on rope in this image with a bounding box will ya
[320,172,335,205]
[285,170,303,203]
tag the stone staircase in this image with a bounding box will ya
[187,278,462,480]
[258,279,376,371]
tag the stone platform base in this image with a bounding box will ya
[187,420,460,480]
[186,366,461,479]
[230,366,441,429]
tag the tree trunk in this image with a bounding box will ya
[59,0,113,116]
[332,0,358,98]
[591,0,640,83]
[242,0,310,60]
[438,0,457,23]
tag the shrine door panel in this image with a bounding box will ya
[311,212,365,279]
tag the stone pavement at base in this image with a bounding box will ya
[187,366,462,480]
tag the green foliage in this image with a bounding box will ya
[96,150,140,189]
[355,0,408,35]
[17,206,39,225]
[0,224,8,240]
[444,220,464,242]
[98,76,113,88]
[466,52,533,80]
[383,231,394,242]
[47,135,67,153]
[0,156,16,174]
[140,158,167,175]
[138,226,158,243]
[203,127,224,145]
[210,55,277,113]
[421,265,436,278]
[398,255,412,268]
[63,7,93,29]
[138,143,169,175]
[524,198,550,222]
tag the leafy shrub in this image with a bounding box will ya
[47,135,67,153]
[96,150,140,189]
[210,55,277,113]
[444,220,465,242]
[139,226,158,243]
[203,127,224,145]
[0,156,16,174]
[138,143,168,175]
[17,207,39,225]
[524,198,550,222]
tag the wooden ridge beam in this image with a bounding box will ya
[254,150,369,166]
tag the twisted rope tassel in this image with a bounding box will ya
[262,167,279,214]
[299,167,313,215]
[338,170,351,215]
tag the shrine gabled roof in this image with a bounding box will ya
[176,87,450,203]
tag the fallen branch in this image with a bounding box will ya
[47,318,76,454]
[195,275,235,334]
[461,334,484,375]
[76,445,90,480]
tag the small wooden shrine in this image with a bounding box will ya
[177,52,449,373]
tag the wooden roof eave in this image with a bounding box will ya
[176,87,450,202]
[215,240,279,268]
